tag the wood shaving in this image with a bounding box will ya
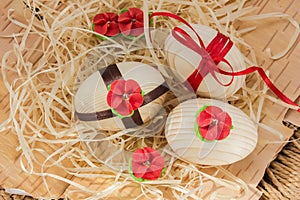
[0,0,298,199]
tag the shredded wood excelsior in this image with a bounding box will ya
[0,0,299,199]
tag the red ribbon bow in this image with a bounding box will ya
[150,12,300,112]
[173,28,234,90]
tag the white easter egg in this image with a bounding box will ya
[165,24,246,99]
[165,98,258,165]
[75,62,168,131]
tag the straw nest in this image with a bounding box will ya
[1,0,299,199]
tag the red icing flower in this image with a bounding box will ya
[107,79,144,116]
[118,8,144,36]
[93,12,120,37]
[131,147,165,180]
[196,106,232,141]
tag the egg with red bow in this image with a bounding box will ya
[74,62,169,131]
[165,24,246,99]
[165,98,258,165]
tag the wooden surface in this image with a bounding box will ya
[0,1,73,198]
[1,130,298,199]
[0,0,299,199]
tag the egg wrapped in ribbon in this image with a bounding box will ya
[165,24,246,99]
[165,98,258,165]
[74,62,169,131]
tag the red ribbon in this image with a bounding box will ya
[150,12,300,112]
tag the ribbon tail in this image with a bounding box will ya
[219,67,300,112]
[186,70,204,92]
[186,61,210,92]
[150,12,205,48]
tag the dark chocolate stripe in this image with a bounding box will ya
[75,64,123,122]
[100,63,143,127]
[142,82,169,106]
[75,109,113,121]
[121,111,144,128]
[99,63,123,86]
[99,64,143,128]
[121,82,170,127]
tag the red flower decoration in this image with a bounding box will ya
[131,147,165,180]
[196,106,232,141]
[118,8,144,37]
[107,79,144,116]
[93,12,120,37]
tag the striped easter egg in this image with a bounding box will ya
[165,98,258,165]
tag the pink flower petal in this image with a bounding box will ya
[129,93,143,110]
[215,111,232,140]
[115,100,133,116]
[132,161,148,178]
[198,117,214,128]
[93,13,107,24]
[197,110,212,127]
[142,169,162,180]
[143,147,161,158]
[132,20,144,29]
[94,23,108,35]
[130,27,144,36]
[118,11,132,23]
[125,79,141,94]
[110,94,123,108]
[131,20,144,36]
[106,91,113,107]
[128,8,143,18]
[143,147,161,163]
[217,121,231,140]
[201,124,219,140]
[135,10,143,22]
[118,22,133,35]
[204,106,223,118]
[110,80,126,95]
[217,112,232,127]
[107,12,118,21]
[132,148,150,163]
[150,156,165,171]
[105,21,120,36]
[199,127,208,139]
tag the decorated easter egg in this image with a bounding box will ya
[165,98,257,165]
[165,24,246,99]
[75,62,169,131]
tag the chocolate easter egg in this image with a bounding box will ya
[165,98,257,165]
[75,62,169,131]
[165,24,246,99]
